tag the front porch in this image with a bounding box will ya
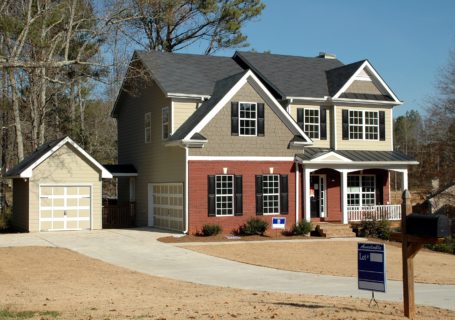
[295,148,417,224]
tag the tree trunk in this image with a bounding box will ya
[8,69,24,161]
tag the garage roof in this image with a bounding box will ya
[5,136,113,179]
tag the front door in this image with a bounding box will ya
[310,175,326,218]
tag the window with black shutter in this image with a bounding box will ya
[208,175,243,217]
[379,111,385,141]
[342,109,349,140]
[234,175,243,216]
[279,175,288,214]
[255,175,263,215]
[320,108,327,140]
[231,102,239,136]
[208,175,216,216]
[256,174,289,215]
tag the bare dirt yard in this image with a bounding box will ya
[1,247,454,320]
[182,240,455,285]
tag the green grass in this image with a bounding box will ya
[0,309,59,319]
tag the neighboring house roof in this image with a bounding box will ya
[234,51,344,99]
[167,69,312,145]
[5,136,112,179]
[103,164,138,177]
[296,148,418,164]
[136,50,244,97]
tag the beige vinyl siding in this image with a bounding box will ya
[11,179,29,231]
[28,144,103,231]
[345,80,384,95]
[172,99,198,133]
[335,106,393,151]
[289,104,331,148]
[189,79,298,157]
[117,78,185,227]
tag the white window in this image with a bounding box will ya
[239,102,257,136]
[144,112,151,143]
[347,175,376,206]
[215,175,234,216]
[262,174,280,214]
[162,107,169,140]
[304,109,319,139]
[349,110,379,140]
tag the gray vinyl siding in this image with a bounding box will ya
[117,79,185,226]
[189,80,297,157]
[12,179,29,231]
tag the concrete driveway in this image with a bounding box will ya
[1,228,454,311]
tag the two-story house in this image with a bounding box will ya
[112,50,417,234]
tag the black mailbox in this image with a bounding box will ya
[406,214,449,238]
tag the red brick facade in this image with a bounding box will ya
[188,161,391,234]
[188,160,296,235]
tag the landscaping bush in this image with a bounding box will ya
[291,220,312,235]
[239,218,268,236]
[201,224,222,236]
[0,209,12,232]
[358,218,392,240]
[425,238,455,255]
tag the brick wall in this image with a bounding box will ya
[188,160,296,235]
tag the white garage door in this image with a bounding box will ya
[39,185,91,231]
[148,183,184,231]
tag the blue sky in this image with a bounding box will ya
[187,0,455,117]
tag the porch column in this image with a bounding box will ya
[401,169,408,191]
[340,170,348,224]
[295,162,300,224]
[303,167,316,222]
[129,177,136,202]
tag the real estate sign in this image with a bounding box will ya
[358,243,387,292]
[272,217,286,230]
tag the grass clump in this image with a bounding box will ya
[0,308,59,319]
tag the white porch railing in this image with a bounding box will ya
[348,205,401,221]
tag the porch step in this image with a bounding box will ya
[313,223,356,238]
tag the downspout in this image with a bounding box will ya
[295,161,300,224]
[183,145,189,234]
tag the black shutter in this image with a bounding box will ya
[375,173,384,205]
[231,102,239,136]
[379,111,385,141]
[257,103,265,136]
[297,108,304,129]
[342,109,349,140]
[234,175,243,216]
[208,175,216,216]
[280,175,288,214]
[320,108,327,140]
[255,175,263,215]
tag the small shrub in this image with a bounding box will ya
[359,218,392,240]
[201,224,222,236]
[239,218,269,236]
[425,238,455,255]
[292,220,312,235]
[0,209,12,231]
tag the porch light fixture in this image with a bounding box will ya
[223,167,228,174]
[269,167,274,174]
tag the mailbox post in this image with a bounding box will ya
[392,190,448,319]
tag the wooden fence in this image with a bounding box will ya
[102,202,136,228]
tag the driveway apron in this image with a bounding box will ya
[0,228,454,311]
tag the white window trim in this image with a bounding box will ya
[162,106,170,140]
[262,174,280,215]
[144,112,151,144]
[302,107,320,140]
[215,175,234,217]
[347,174,376,206]
[348,110,379,141]
[238,101,257,137]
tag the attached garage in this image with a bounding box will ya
[5,136,112,232]
[148,183,184,231]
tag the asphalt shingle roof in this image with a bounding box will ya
[297,148,417,163]
[136,50,243,96]
[5,137,67,177]
[234,51,344,98]
[325,60,366,96]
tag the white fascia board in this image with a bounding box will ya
[332,61,401,104]
[332,98,401,106]
[311,151,352,163]
[110,173,139,177]
[183,70,312,144]
[188,156,295,161]
[167,93,210,100]
[285,96,329,103]
[21,137,113,179]
[297,160,419,167]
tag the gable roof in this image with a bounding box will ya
[326,60,366,96]
[296,148,418,164]
[136,50,243,97]
[5,136,112,179]
[167,70,312,145]
[234,51,344,99]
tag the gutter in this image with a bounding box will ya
[183,146,189,234]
